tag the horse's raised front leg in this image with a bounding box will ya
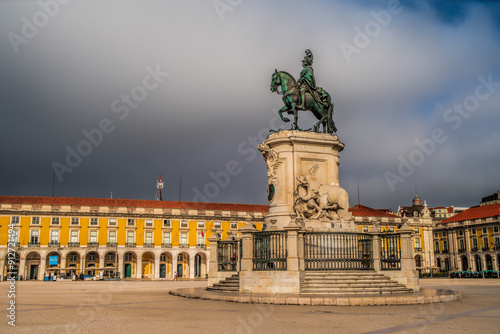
[278,105,290,123]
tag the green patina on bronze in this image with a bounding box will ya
[270,50,337,134]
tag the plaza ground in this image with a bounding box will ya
[0,278,499,333]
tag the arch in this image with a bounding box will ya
[85,251,99,276]
[66,251,81,278]
[46,251,62,279]
[444,258,450,271]
[485,254,493,271]
[103,251,117,278]
[414,255,422,268]
[176,252,189,278]
[194,252,207,278]
[142,252,155,278]
[474,254,482,271]
[123,251,137,278]
[436,257,441,270]
[26,251,41,280]
[461,255,468,271]
[159,252,172,278]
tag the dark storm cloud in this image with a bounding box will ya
[0,0,499,211]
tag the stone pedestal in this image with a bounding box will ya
[259,130,351,230]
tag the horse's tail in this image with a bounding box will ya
[327,102,337,133]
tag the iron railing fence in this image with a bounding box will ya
[252,231,287,271]
[218,240,239,271]
[304,232,373,270]
[381,233,401,270]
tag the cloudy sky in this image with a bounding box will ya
[1,0,499,211]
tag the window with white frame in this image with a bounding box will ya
[30,230,39,243]
[482,228,487,234]
[163,219,171,228]
[494,226,499,233]
[109,218,117,226]
[483,237,489,249]
[362,226,368,232]
[230,222,237,229]
[471,229,476,235]
[51,217,60,225]
[108,231,117,244]
[459,239,465,250]
[127,231,135,243]
[214,221,221,228]
[9,229,19,243]
[11,216,20,225]
[70,230,78,243]
[71,217,79,225]
[163,231,171,244]
[50,230,59,243]
[472,238,478,249]
[31,217,40,225]
[415,237,421,249]
[127,219,135,227]
[443,240,448,250]
[495,237,500,247]
[197,221,205,228]
[90,217,98,226]
[145,219,153,227]
[434,241,439,252]
[181,220,188,228]
[197,231,204,245]
[459,230,463,236]
[89,230,98,243]
[181,232,188,245]
[389,227,394,232]
[145,231,153,244]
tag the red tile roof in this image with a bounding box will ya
[0,196,269,213]
[349,205,398,218]
[439,203,500,224]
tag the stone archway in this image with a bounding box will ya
[66,251,80,278]
[461,255,468,271]
[103,251,117,278]
[474,254,482,271]
[194,253,207,278]
[26,251,41,280]
[4,252,20,280]
[414,255,422,268]
[85,251,99,276]
[123,251,137,278]
[159,252,172,278]
[176,253,189,278]
[485,254,493,271]
[46,251,62,279]
[142,252,155,278]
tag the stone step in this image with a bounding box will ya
[206,274,240,293]
[302,282,401,288]
[300,288,412,295]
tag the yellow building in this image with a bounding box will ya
[0,196,266,280]
[434,203,500,272]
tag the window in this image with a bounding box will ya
[472,238,478,249]
[51,217,60,225]
[50,230,59,243]
[124,253,133,261]
[214,221,221,228]
[434,232,438,238]
[494,226,499,233]
[434,241,439,252]
[181,232,188,245]
[471,229,476,235]
[163,219,171,228]
[495,237,500,247]
[88,253,96,261]
[230,222,237,229]
[145,219,153,227]
[31,217,40,225]
[389,227,394,232]
[145,231,153,244]
[197,231,204,245]
[70,230,78,243]
[459,239,464,250]
[443,240,448,250]
[442,232,447,237]
[181,220,188,228]
[109,218,117,226]
[108,231,116,243]
[90,218,98,226]
[106,253,115,261]
[163,231,171,244]
[483,237,489,249]
[363,226,368,232]
[30,230,39,243]
[69,254,78,262]
[89,230,98,243]
[9,229,19,243]
[197,221,205,228]
[127,219,135,226]
[160,254,166,261]
[482,228,487,234]
[127,231,135,243]
[415,237,421,249]
[71,217,79,225]
[11,216,20,225]
[459,230,463,236]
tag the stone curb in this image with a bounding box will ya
[169,287,462,306]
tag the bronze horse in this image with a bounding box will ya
[270,70,336,134]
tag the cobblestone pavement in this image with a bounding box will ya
[0,278,499,333]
